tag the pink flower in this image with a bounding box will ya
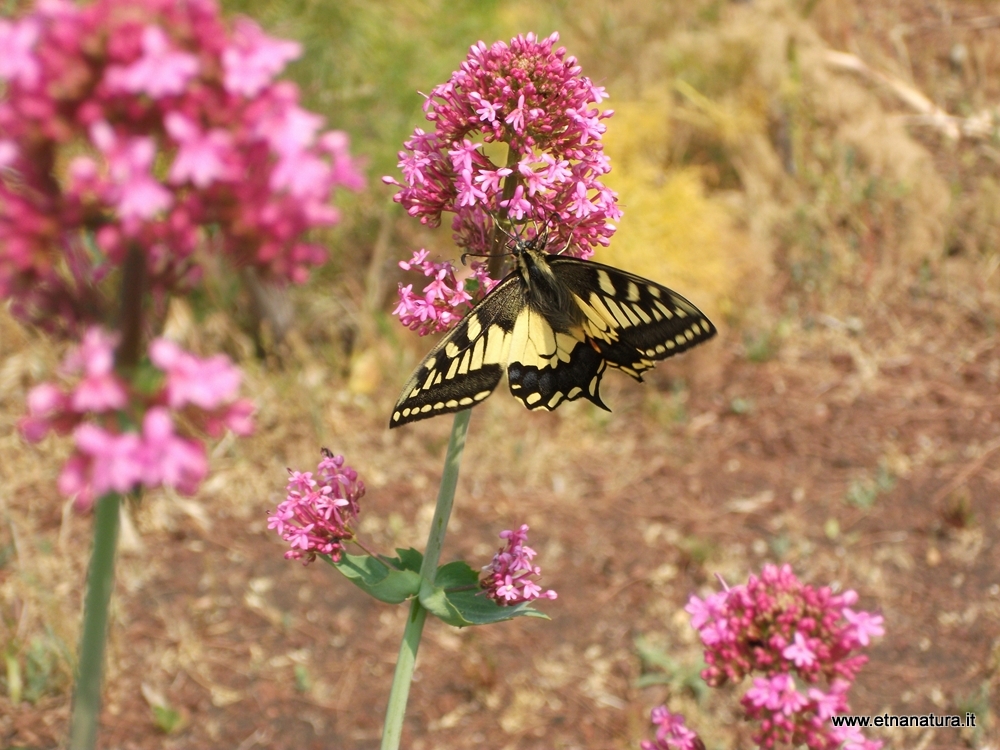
[480,525,557,605]
[104,25,199,99]
[165,113,235,188]
[269,451,365,565]
[842,608,885,646]
[73,423,144,495]
[0,17,41,88]
[90,122,172,224]
[138,408,207,494]
[386,31,620,334]
[640,707,702,750]
[783,632,817,668]
[391,250,494,336]
[222,18,301,97]
[19,383,72,441]
[149,338,242,410]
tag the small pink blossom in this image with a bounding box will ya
[842,608,885,647]
[149,338,242,410]
[165,113,235,188]
[104,26,199,99]
[269,452,365,565]
[783,632,817,668]
[138,408,207,494]
[640,707,702,750]
[481,525,557,605]
[0,18,41,88]
[223,18,301,97]
[391,250,495,336]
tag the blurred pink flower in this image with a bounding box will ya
[640,707,702,750]
[222,18,301,97]
[165,113,235,188]
[104,25,199,99]
[0,0,363,334]
[0,17,41,88]
[139,408,207,494]
[19,327,254,511]
[149,337,242,410]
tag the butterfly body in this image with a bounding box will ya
[390,238,716,427]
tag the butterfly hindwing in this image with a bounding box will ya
[389,276,524,427]
[504,306,609,411]
[545,255,718,380]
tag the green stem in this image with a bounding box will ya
[67,493,121,750]
[380,409,472,750]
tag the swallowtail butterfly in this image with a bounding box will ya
[390,236,716,427]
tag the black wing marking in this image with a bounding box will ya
[389,276,524,428]
[546,255,717,380]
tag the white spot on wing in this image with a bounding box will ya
[466,314,482,340]
[597,269,615,295]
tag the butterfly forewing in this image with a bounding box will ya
[389,276,524,427]
[546,256,717,378]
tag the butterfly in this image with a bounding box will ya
[390,234,717,427]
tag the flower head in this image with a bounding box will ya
[385,32,620,334]
[0,0,363,335]
[640,707,703,750]
[269,451,365,565]
[686,564,884,750]
[480,524,557,605]
[18,327,254,511]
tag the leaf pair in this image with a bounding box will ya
[327,549,548,627]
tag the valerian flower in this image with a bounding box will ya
[0,0,363,336]
[19,327,253,511]
[269,452,365,565]
[384,32,621,335]
[480,524,557,605]
[685,564,884,750]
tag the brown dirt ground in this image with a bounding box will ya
[2,255,998,749]
[2,1,1000,749]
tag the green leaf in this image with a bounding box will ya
[418,561,550,627]
[327,550,422,604]
[152,704,184,734]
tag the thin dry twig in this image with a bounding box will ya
[929,436,1000,505]
[824,50,998,140]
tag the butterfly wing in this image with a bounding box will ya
[546,255,717,380]
[389,276,524,428]
[504,305,610,412]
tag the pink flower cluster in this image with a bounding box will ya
[268,452,365,565]
[480,524,557,606]
[393,249,497,335]
[0,0,363,335]
[640,707,703,750]
[19,327,253,511]
[685,564,884,750]
[384,32,621,334]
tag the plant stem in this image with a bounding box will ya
[69,243,145,749]
[67,493,121,750]
[379,408,472,750]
